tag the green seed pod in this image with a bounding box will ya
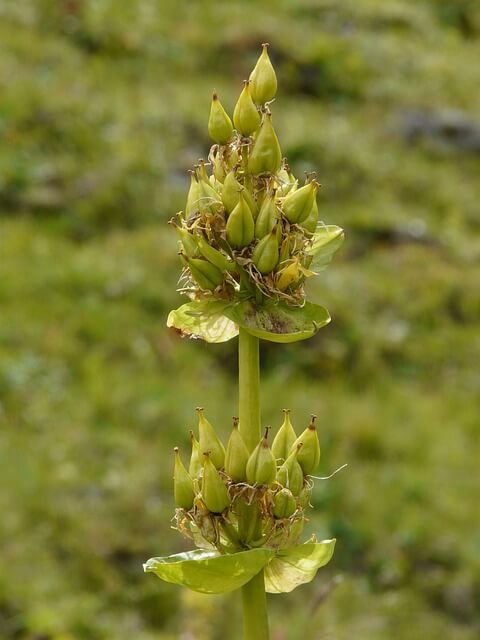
[224,417,249,483]
[246,428,277,486]
[202,452,230,513]
[290,415,321,476]
[197,174,222,215]
[185,171,200,217]
[226,190,255,249]
[252,227,279,274]
[233,80,261,136]
[173,447,195,510]
[188,430,202,479]
[272,409,297,462]
[209,173,222,191]
[208,92,233,144]
[222,170,257,216]
[197,407,225,469]
[195,235,236,272]
[182,254,224,291]
[255,189,278,239]
[249,43,277,105]
[300,196,319,234]
[248,113,282,175]
[196,159,210,183]
[273,487,297,519]
[213,149,226,183]
[281,181,317,224]
[171,218,198,257]
[276,443,304,496]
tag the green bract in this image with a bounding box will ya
[144,548,274,594]
[264,540,336,593]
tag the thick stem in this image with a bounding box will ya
[241,569,269,640]
[238,329,261,453]
[238,329,269,640]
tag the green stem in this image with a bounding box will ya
[238,329,261,453]
[241,569,269,640]
[238,328,269,640]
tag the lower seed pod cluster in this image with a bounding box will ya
[171,44,323,308]
[172,408,322,552]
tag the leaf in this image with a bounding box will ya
[225,300,330,343]
[264,539,336,594]
[144,547,274,594]
[307,225,344,272]
[167,300,238,343]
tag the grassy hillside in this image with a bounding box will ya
[1,1,479,638]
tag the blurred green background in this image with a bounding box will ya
[1,0,479,638]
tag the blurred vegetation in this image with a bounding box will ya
[1,0,479,638]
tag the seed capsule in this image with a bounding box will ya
[173,447,195,510]
[222,170,257,216]
[233,80,261,136]
[300,196,319,234]
[196,159,210,183]
[276,443,304,496]
[208,92,233,144]
[181,254,224,291]
[248,113,282,175]
[171,218,198,257]
[202,452,230,513]
[255,189,278,239]
[197,173,222,216]
[273,487,297,519]
[272,409,297,461]
[212,149,226,183]
[224,417,249,483]
[290,415,321,476]
[185,172,200,217]
[226,189,255,249]
[252,227,279,274]
[188,430,202,479]
[197,407,225,469]
[249,43,277,105]
[246,428,277,486]
[210,174,223,193]
[281,181,318,224]
[195,235,236,272]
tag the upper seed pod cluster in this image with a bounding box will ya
[172,44,320,307]
[173,408,321,552]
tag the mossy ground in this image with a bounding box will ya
[1,1,479,638]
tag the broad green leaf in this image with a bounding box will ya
[144,548,274,594]
[225,300,330,343]
[167,300,238,343]
[307,225,344,272]
[264,539,336,594]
